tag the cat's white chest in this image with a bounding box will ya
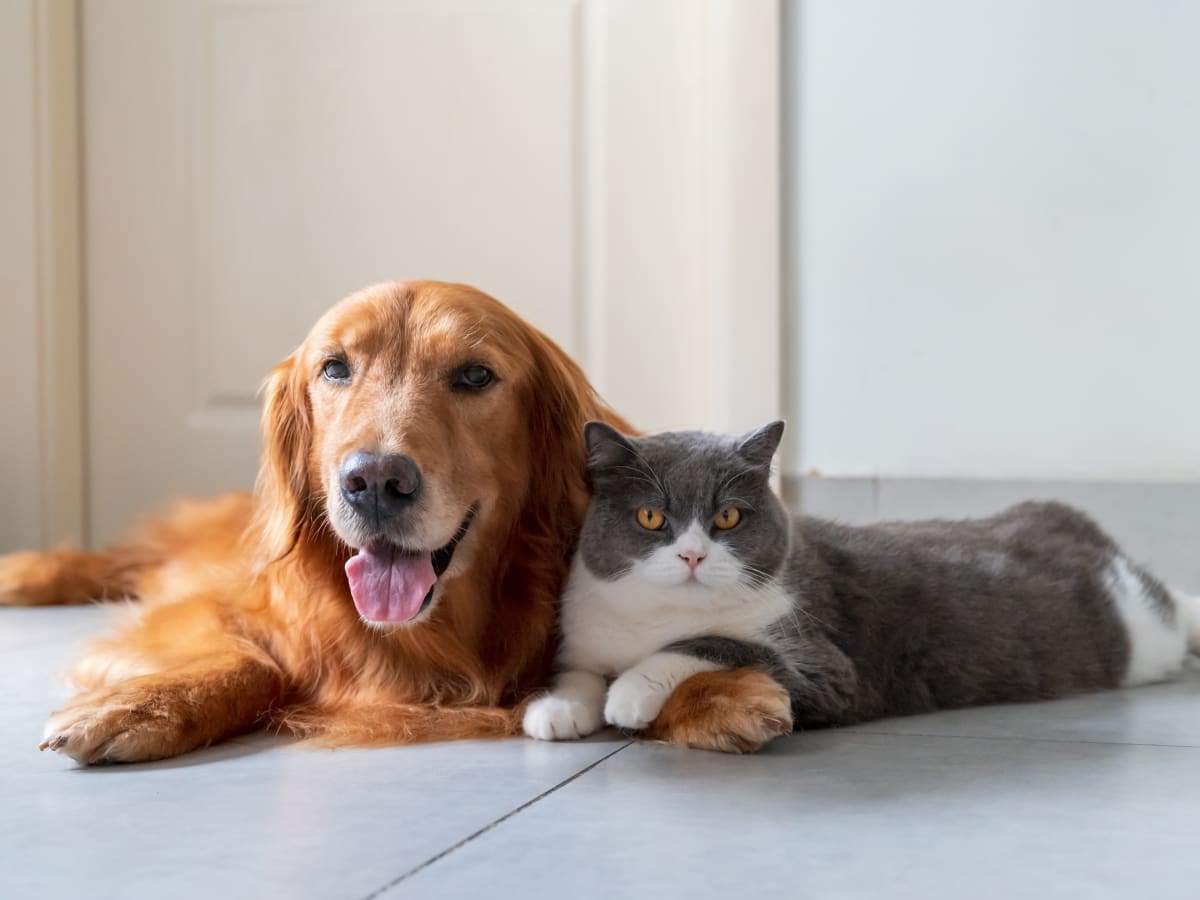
[556,558,790,675]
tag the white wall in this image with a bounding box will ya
[785,0,1200,482]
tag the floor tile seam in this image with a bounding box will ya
[356,742,633,900]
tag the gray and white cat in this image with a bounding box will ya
[523,421,1200,742]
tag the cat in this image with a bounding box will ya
[522,420,1200,745]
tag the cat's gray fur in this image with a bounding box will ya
[580,422,1197,726]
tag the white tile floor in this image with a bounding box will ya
[3,604,1199,900]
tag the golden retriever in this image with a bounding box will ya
[0,281,792,763]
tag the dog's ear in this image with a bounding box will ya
[251,352,313,566]
[522,330,636,539]
[487,329,632,685]
[524,332,619,532]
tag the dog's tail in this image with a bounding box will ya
[0,493,252,607]
[0,545,155,606]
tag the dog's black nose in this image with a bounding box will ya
[339,451,422,522]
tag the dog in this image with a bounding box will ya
[0,280,793,763]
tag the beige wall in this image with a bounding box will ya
[0,1,45,554]
[0,0,83,553]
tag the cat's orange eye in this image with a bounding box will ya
[636,508,666,531]
[713,508,742,530]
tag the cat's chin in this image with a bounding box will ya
[677,570,743,589]
[656,579,745,601]
[643,574,706,590]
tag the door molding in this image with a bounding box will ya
[580,0,781,435]
[0,0,85,551]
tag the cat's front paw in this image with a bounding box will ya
[604,672,669,731]
[523,692,604,741]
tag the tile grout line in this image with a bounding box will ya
[845,727,1200,751]
[357,742,633,900]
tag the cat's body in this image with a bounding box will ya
[523,423,1200,745]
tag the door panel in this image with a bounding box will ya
[81,0,779,545]
[83,0,579,544]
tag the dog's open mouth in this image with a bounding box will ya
[344,506,477,624]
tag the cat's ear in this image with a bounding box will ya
[737,420,785,468]
[584,420,638,471]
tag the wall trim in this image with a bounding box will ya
[785,475,1200,590]
[33,0,86,547]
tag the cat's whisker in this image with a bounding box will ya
[792,602,831,631]
[625,444,671,499]
[606,464,665,495]
[716,465,762,498]
[724,497,758,513]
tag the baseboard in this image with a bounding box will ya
[783,475,1200,591]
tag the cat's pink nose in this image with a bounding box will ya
[678,551,706,570]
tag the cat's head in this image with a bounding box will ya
[577,421,790,597]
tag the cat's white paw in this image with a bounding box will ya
[523,692,604,741]
[604,671,670,731]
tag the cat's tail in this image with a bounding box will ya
[1173,589,1200,654]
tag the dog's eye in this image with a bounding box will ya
[322,359,351,383]
[454,365,495,391]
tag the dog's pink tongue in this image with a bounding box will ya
[345,546,436,623]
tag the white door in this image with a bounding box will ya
[78,0,781,546]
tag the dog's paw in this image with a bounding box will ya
[523,692,603,741]
[40,686,182,765]
[603,671,669,731]
[643,668,793,753]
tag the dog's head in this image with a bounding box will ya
[252,281,623,630]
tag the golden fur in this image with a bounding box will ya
[3,281,635,763]
[643,668,794,753]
